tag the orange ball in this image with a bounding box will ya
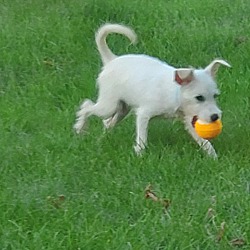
[194,119,222,140]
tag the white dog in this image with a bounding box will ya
[74,24,230,158]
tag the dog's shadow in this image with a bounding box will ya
[147,118,189,147]
[78,116,192,154]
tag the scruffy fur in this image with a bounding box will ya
[74,24,230,158]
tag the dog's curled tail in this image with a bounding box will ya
[95,23,137,65]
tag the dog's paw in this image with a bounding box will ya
[73,120,85,134]
[103,117,113,129]
[208,149,218,159]
[134,144,145,156]
[73,123,81,134]
[201,141,217,159]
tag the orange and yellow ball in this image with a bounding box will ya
[194,119,222,140]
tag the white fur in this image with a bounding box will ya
[74,24,231,158]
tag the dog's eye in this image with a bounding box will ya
[195,95,205,102]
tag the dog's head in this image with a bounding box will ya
[175,59,231,123]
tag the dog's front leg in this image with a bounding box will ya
[184,117,217,158]
[134,110,150,155]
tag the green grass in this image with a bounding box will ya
[0,0,250,249]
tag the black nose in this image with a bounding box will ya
[211,114,219,122]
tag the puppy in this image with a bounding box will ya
[74,24,230,158]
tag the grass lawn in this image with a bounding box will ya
[0,0,249,249]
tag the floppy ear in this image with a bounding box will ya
[205,59,231,78]
[174,68,194,85]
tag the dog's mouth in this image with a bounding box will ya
[192,116,198,127]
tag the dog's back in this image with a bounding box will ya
[98,54,180,115]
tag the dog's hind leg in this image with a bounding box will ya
[103,101,130,129]
[74,97,119,134]
[74,99,94,133]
